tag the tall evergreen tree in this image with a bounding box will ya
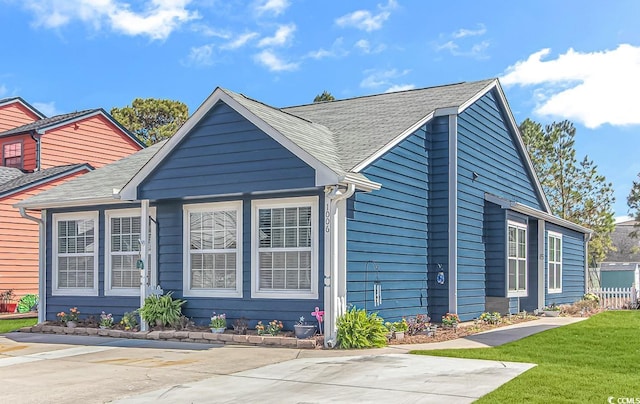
[111,98,188,146]
[520,119,615,266]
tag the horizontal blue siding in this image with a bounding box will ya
[139,101,316,200]
[347,126,429,322]
[545,223,585,305]
[427,116,450,321]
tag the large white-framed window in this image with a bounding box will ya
[548,231,563,294]
[183,201,242,297]
[52,211,99,296]
[105,208,156,296]
[251,196,318,299]
[507,221,527,297]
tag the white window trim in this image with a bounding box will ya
[183,201,243,298]
[547,231,563,294]
[251,196,319,299]
[104,208,157,296]
[52,211,99,296]
[507,220,528,298]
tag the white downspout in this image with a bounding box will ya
[323,183,355,348]
[19,207,46,323]
[139,199,149,331]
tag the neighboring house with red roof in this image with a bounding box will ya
[0,97,144,303]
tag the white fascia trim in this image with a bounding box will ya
[51,211,100,297]
[352,112,434,172]
[182,200,243,298]
[35,110,103,134]
[457,80,498,115]
[490,81,552,214]
[104,207,157,296]
[339,173,381,192]
[485,193,591,234]
[448,114,458,314]
[251,196,319,300]
[537,220,545,309]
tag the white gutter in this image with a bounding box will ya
[19,207,46,324]
[323,183,356,348]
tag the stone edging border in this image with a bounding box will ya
[18,324,318,349]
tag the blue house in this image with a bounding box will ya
[17,78,590,346]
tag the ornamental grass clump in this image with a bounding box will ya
[336,306,388,349]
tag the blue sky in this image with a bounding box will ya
[1,0,639,217]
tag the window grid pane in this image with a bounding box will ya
[507,224,527,293]
[189,208,238,290]
[257,205,312,291]
[548,235,562,291]
[56,217,95,289]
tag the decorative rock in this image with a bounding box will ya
[188,332,204,340]
[97,329,110,336]
[159,331,174,340]
[217,333,234,342]
[146,331,160,340]
[247,335,263,344]
[262,336,281,346]
[281,338,299,348]
[85,328,98,335]
[296,339,317,349]
[174,331,189,339]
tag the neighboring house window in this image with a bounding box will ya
[3,142,22,168]
[183,201,242,297]
[507,221,527,297]
[105,209,156,296]
[548,232,563,293]
[252,196,318,299]
[52,212,98,296]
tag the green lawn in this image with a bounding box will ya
[0,318,37,334]
[412,312,640,403]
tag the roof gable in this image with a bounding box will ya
[0,97,46,119]
[0,109,145,148]
[0,164,92,199]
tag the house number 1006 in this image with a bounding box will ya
[325,203,331,232]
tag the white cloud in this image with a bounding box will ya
[501,44,640,128]
[354,39,386,54]
[385,84,415,93]
[192,24,230,39]
[257,24,295,47]
[185,44,215,66]
[306,37,348,59]
[254,50,298,71]
[23,0,199,40]
[452,24,486,39]
[360,68,410,89]
[0,84,7,98]
[221,32,259,50]
[335,0,397,32]
[255,0,290,16]
[435,24,489,60]
[32,101,59,117]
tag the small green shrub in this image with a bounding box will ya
[17,294,38,313]
[139,292,185,327]
[336,306,388,349]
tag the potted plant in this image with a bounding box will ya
[209,312,227,333]
[294,316,316,339]
[0,289,16,313]
[543,303,561,317]
[385,318,409,340]
[99,311,114,329]
[57,307,80,328]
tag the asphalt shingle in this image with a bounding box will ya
[0,164,90,197]
[0,110,98,137]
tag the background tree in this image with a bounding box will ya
[520,119,615,266]
[627,175,640,238]
[313,90,335,103]
[111,98,188,146]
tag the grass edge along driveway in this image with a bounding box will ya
[411,311,640,403]
[0,318,37,334]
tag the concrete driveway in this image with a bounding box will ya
[0,330,536,404]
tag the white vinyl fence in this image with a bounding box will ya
[588,287,638,309]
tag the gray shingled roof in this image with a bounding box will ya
[0,97,20,105]
[18,79,497,207]
[0,109,97,137]
[0,167,24,184]
[17,141,166,207]
[0,164,90,197]
[283,79,495,171]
